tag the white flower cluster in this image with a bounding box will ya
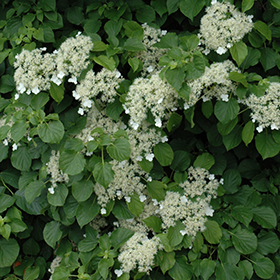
[124,74,179,129]
[245,82,280,132]
[158,167,219,237]
[94,160,146,208]
[73,68,123,115]
[14,34,93,95]
[198,1,253,55]
[186,60,239,107]
[46,150,69,194]
[48,256,62,280]
[118,232,162,274]
[136,23,168,77]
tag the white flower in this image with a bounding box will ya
[48,187,55,194]
[101,208,107,215]
[12,143,18,151]
[202,96,210,102]
[161,136,168,143]
[180,230,188,236]
[220,178,224,185]
[82,99,92,108]
[32,87,40,94]
[76,31,82,37]
[113,221,120,227]
[68,76,77,84]
[180,196,188,203]
[157,97,163,104]
[72,90,80,100]
[124,196,131,203]
[78,108,84,115]
[161,30,167,36]
[115,71,121,78]
[147,176,152,182]
[271,123,279,130]
[17,83,26,93]
[211,0,217,4]
[184,103,190,110]
[205,206,214,216]
[145,153,154,162]
[3,139,8,146]
[27,136,32,141]
[123,104,130,114]
[209,174,215,180]
[226,43,232,49]
[136,155,143,161]
[139,195,147,202]
[155,117,162,127]
[14,94,19,100]
[221,94,229,102]
[88,136,94,141]
[116,191,122,197]
[216,47,227,55]
[256,126,263,133]
[203,49,210,55]
[114,269,123,277]
[130,120,139,130]
[51,75,62,85]
[152,199,158,206]
[147,66,154,73]
[57,71,65,79]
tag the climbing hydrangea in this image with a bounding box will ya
[245,82,280,132]
[198,1,253,55]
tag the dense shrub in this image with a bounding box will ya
[0,0,280,279]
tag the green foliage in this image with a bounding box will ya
[0,0,280,279]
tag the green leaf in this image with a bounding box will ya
[23,266,40,280]
[93,55,116,71]
[0,75,15,93]
[222,125,242,151]
[185,52,205,80]
[202,220,222,244]
[167,220,185,247]
[124,37,145,51]
[217,117,238,136]
[25,181,45,204]
[228,72,248,87]
[50,82,64,103]
[107,138,131,161]
[104,19,122,37]
[38,120,64,144]
[135,5,156,23]
[165,68,184,91]
[200,259,216,280]
[59,150,85,176]
[241,47,261,69]
[11,146,32,171]
[43,221,62,249]
[52,266,70,280]
[121,21,141,39]
[142,216,162,233]
[37,0,56,11]
[231,206,253,227]
[110,227,134,250]
[84,19,102,35]
[260,48,278,71]
[255,133,280,159]
[47,184,68,206]
[201,100,213,118]
[66,6,85,25]
[78,226,98,252]
[252,206,277,229]
[242,121,255,146]
[156,32,178,48]
[31,92,49,110]
[242,0,255,12]
[0,238,19,268]
[223,169,242,194]
[257,231,280,255]
[167,0,180,14]
[72,180,93,202]
[230,41,248,67]
[214,99,240,123]
[179,0,205,21]
[154,143,174,166]
[231,228,257,254]
[253,257,275,279]
[0,49,11,64]
[76,196,100,228]
[112,200,134,220]
[193,153,215,170]
[159,251,176,274]
[254,21,271,41]
[170,150,190,171]
[168,255,193,280]
[147,180,166,201]
[128,57,141,72]
[271,0,280,9]
[0,224,11,240]
[0,194,15,213]
[127,193,144,216]
[215,263,245,280]
[92,162,114,188]
[238,260,253,280]
[167,112,182,132]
